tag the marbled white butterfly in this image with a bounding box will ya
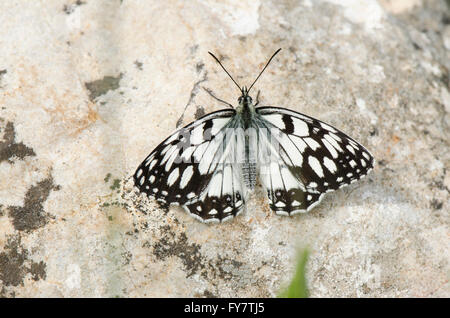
[134,49,374,223]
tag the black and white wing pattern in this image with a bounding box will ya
[255,106,374,215]
[133,109,249,223]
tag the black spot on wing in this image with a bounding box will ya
[185,191,245,223]
[281,114,294,134]
[268,188,322,215]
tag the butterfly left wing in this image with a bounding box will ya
[134,109,249,223]
[254,106,374,215]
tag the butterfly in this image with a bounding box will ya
[134,49,374,223]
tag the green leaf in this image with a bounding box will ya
[278,249,309,298]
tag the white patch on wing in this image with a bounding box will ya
[160,144,173,156]
[180,146,195,162]
[292,117,309,136]
[346,144,356,155]
[328,131,341,141]
[210,117,231,135]
[289,135,308,153]
[320,122,337,133]
[348,139,359,148]
[280,166,303,190]
[324,134,343,152]
[161,145,177,166]
[187,192,196,199]
[179,166,194,189]
[304,137,321,150]
[148,159,158,170]
[190,123,205,145]
[207,172,223,197]
[193,142,209,163]
[277,134,303,167]
[264,114,285,130]
[167,168,180,186]
[322,138,338,158]
[269,162,284,190]
[165,149,179,172]
[145,154,155,165]
[222,165,234,196]
[323,156,337,173]
[198,152,215,176]
[308,156,324,178]
[224,206,233,213]
[208,209,218,215]
[275,201,286,208]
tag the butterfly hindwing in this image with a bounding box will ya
[184,162,249,223]
[134,109,249,223]
[255,106,374,214]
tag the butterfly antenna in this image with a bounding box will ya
[208,52,242,92]
[248,48,282,93]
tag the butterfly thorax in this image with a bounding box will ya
[236,86,255,130]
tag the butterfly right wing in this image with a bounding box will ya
[254,106,374,215]
[133,109,248,223]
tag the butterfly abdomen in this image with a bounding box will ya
[242,127,258,190]
[242,161,257,190]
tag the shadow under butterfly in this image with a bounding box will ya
[134,49,374,223]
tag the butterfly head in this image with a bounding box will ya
[238,86,253,106]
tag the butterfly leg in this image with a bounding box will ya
[203,87,234,109]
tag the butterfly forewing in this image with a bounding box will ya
[255,106,374,215]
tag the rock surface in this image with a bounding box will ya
[0,0,448,297]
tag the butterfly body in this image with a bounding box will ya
[134,50,374,223]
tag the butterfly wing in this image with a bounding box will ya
[134,109,249,223]
[255,106,374,215]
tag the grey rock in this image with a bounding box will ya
[0,0,448,297]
